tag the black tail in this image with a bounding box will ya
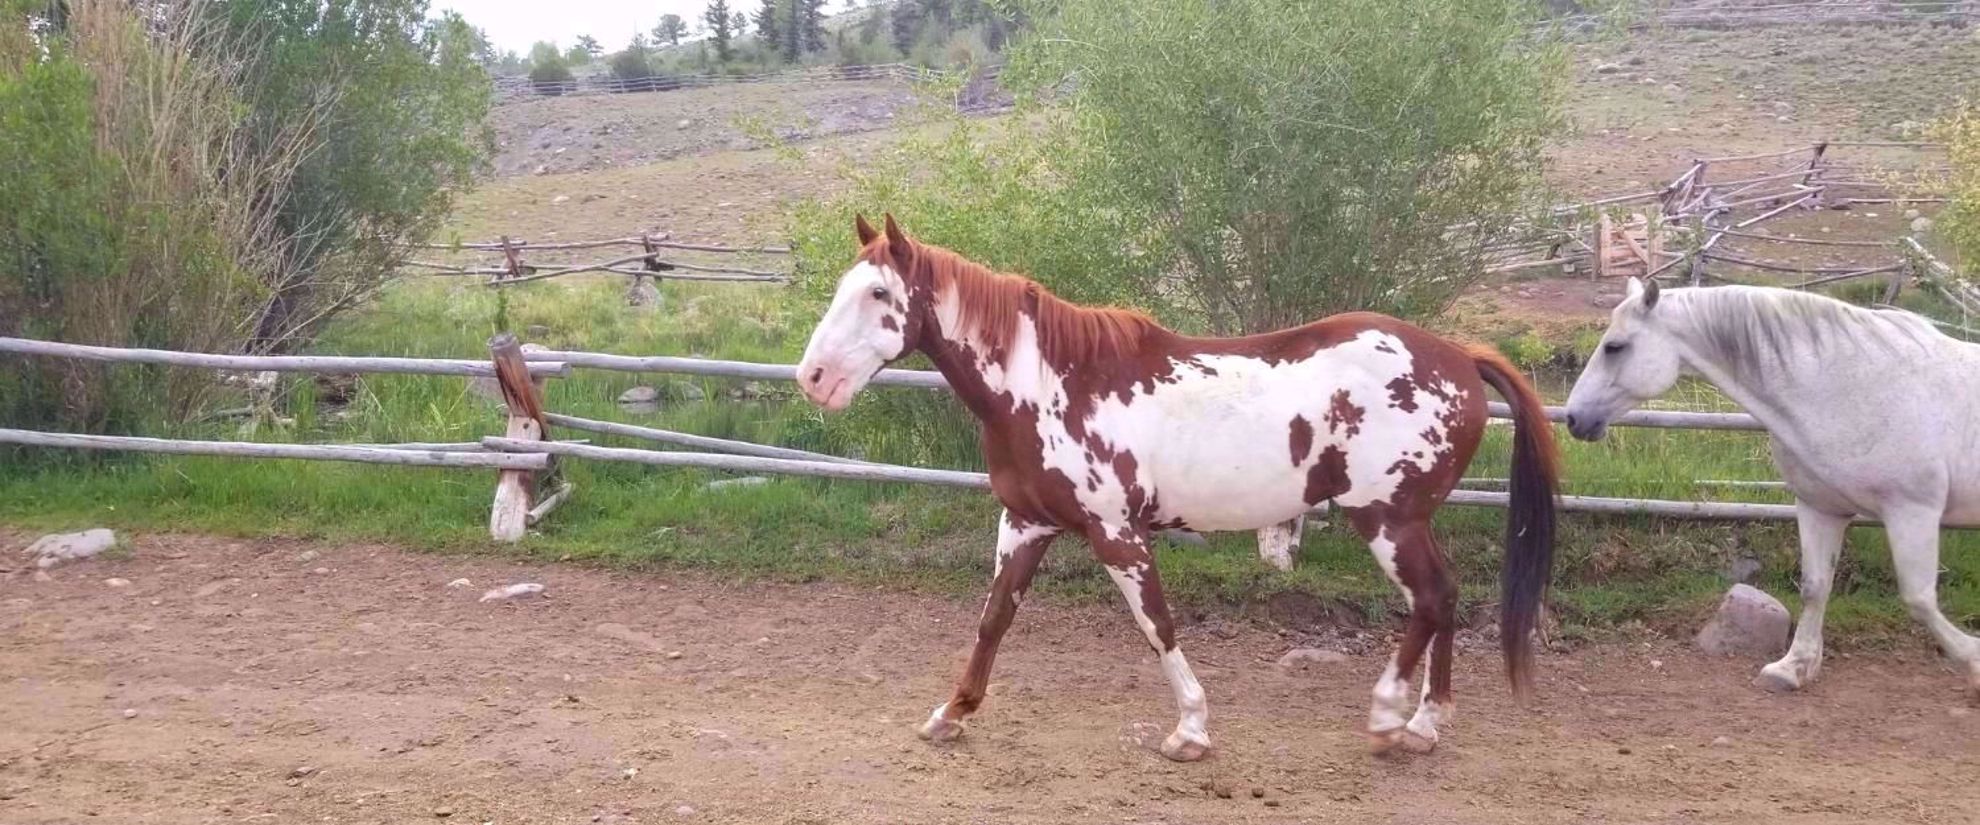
[1468,346,1560,701]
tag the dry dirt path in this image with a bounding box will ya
[4,533,1977,824]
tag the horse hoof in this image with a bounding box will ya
[1367,727,1405,756]
[1160,733,1211,762]
[918,715,965,743]
[1752,670,1801,694]
[1398,729,1439,755]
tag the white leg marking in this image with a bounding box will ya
[918,701,963,742]
[1105,562,1211,761]
[1404,662,1450,748]
[1369,656,1409,733]
[1759,507,1848,692]
[1368,528,1411,608]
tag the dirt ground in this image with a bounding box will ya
[4,533,1978,825]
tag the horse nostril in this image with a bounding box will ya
[809,368,824,385]
[1565,413,1580,431]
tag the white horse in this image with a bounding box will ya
[1566,278,1980,700]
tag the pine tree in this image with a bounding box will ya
[890,0,921,55]
[754,0,780,45]
[702,0,735,62]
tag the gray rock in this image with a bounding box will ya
[619,386,661,405]
[1159,529,1207,547]
[1911,217,1934,234]
[1595,62,1624,74]
[1729,556,1762,584]
[626,278,661,310]
[1695,584,1791,658]
[25,529,117,569]
[1275,648,1350,670]
[526,324,551,338]
[703,476,770,491]
[1904,209,1922,220]
[670,382,706,402]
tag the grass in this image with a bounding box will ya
[4,274,1976,650]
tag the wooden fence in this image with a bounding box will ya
[403,233,791,287]
[493,63,967,103]
[10,332,1905,548]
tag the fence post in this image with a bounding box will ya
[489,333,552,542]
[1799,142,1829,210]
[498,235,526,284]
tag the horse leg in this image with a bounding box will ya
[1883,506,1980,703]
[1090,525,1212,762]
[1402,531,1459,753]
[1757,505,1849,693]
[1256,515,1304,572]
[1347,512,1452,755]
[919,510,1059,742]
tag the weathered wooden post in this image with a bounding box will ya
[489,333,552,542]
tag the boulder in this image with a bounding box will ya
[25,529,117,569]
[1695,584,1790,658]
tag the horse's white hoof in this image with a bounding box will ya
[1397,729,1439,755]
[1753,664,1804,694]
[918,715,965,742]
[1367,726,1406,756]
[1160,731,1211,762]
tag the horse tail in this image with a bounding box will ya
[1466,345,1560,701]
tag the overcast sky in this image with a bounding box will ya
[436,0,735,54]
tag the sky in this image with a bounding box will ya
[436,0,727,55]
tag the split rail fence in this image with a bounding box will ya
[3,332,1914,546]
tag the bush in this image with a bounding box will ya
[1005,0,1567,334]
[0,0,490,431]
[529,54,575,91]
[1936,105,1980,272]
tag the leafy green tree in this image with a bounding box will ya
[1004,0,1566,332]
[609,33,654,80]
[527,40,561,69]
[576,34,602,58]
[703,0,736,61]
[654,13,688,45]
[531,52,575,88]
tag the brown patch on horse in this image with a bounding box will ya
[880,315,899,332]
[1325,389,1365,437]
[1386,376,1418,413]
[1287,415,1314,466]
[1305,446,1351,505]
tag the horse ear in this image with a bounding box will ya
[883,212,911,258]
[854,214,878,245]
[1641,277,1661,311]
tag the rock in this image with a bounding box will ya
[466,375,503,403]
[26,529,117,569]
[532,164,548,176]
[551,195,571,205]
[703,476,770,492]
[1662,83,1681,94]
[1710,736,1733,747]
[1695,584,1791,658]
[122,708,138,719]
[1159,529,1207,547]
[1276,648,1349,670]
[526,324,551,338]
[434,808,455,819]
[626,278,662,310]
[1904,209,1922,220]
[670,382,706,402]
[1594,62,1624,74]
[617,386,659,404]
[677,119,693,129]
[1772,101,1793,113]
[1250,787,1266,799]
[297,550,319,563]
[666,650,684,660]
[446,578,472,589]
[103,578,131,588]
[1730,556,1762,584]
[1776,115,1792,124]
[480,583,545,603]
[289,765,316,779]
[1912,217,1934,234]
[1625,55,1645,66]
[674,805,696,816]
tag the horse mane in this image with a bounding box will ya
[1673,285,1943,379]
[900,240,1160,364]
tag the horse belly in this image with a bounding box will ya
[1145,429,1316,531]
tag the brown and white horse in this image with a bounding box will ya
[797,215,1560,759]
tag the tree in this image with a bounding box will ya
[1004,0,1566,333]
[530,52,575,90]
[702,0,735,62]
[890,0,919,54]
[654,13,687,46]
[609,33,654,80]
[754,0,779,44]
[859,3,884,45]
[798,0,826,53]
[731,11,748,39]
[576,34,602,58]
[564,44,590,65]
[1938,108,1980,277]
[526,40,562,70]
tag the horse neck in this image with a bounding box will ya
[914,288,1040,422]
[1664,291,1823,444]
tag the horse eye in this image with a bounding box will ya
[870,286,889,301]
[1603,341,1627,355]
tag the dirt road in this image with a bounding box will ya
[3,533,1976,824]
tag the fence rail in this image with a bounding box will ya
[494,62,962,102]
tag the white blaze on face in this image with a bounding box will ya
[797,261,909,411]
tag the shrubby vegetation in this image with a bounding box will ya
[0,0,490,430]
[1936,106,1980,273]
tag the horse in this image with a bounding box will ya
[1565,277,1980,701]
[797,214,1560,759]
